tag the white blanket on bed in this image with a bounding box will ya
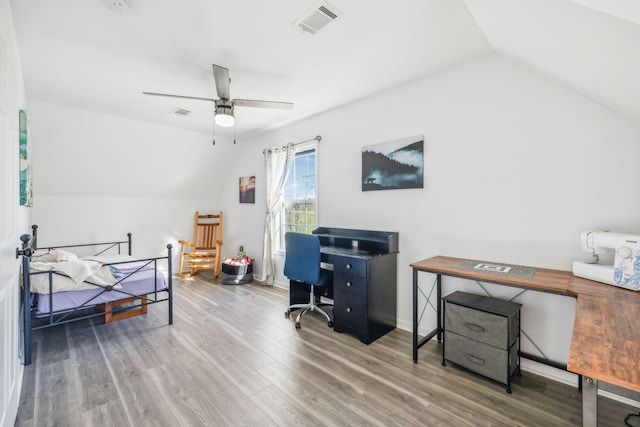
[30,249,120,294]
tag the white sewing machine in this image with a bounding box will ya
[572,231,640,290]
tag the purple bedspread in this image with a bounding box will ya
[35,266,168,314]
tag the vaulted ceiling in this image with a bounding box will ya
[10,0,640,139]
[466,0,640,125]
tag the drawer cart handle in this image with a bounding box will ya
[463,322,486,333]
[346,281,352,287]
[346,264,351,269]
[346,307,352,313]
[465,353,485,366]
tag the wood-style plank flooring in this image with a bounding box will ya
[15,275,639,426]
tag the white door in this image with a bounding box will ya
[0,106,22,427]
[0,0,27,424]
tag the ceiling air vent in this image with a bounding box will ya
[171,108,191,116]
[103,0,130,11]
[294,2,342,35]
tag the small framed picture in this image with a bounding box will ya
[239,176,256,204]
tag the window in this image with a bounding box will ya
[278,144,317,248]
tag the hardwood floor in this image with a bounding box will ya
[15,275,639,426]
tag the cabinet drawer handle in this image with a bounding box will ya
[465,353,485,366]
[463,322,486,333]
[346,281,352,287]
[346,307,352,313]
[346,264,351,269]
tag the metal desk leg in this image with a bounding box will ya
[582,376,598,427]
[414,270,444,361]
[436,274,442,342]
[413,268,418,362]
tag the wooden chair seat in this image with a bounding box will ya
[184,251,216,257]
[178,211,223,278]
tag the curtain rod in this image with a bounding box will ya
[263,135,321,154]
[292,135,321,146]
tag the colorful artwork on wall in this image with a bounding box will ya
[362,135,424,191]
[19,109,33,206]
[239,176,256,203]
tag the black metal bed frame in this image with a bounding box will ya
[18,225,173,365]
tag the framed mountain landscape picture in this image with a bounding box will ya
[362,135,424,191]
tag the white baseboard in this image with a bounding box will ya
[518,361,640,407]
[599,390,640,408]
[251,274,289,290]
[273,279,288,290]
[520,359,577,387]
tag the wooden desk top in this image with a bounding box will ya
[410,256,574,295]
[567,293,640,393]
[412,255,640,394]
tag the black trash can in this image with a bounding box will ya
[221,262,253,285]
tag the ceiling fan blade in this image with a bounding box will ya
[233,99,294,110]
[142,91,217,102]
[212,64,231,100]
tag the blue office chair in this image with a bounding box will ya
[284,232,334,329]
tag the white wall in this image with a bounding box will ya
[31,195,213,261]
[218,54,640,382]
[29,101,237,199]
[0,0,29,425]
[28,101,241,262]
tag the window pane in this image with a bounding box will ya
[282,200,316,234]
[285,151,316,201]
[280,146,317,248]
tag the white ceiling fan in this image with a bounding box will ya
[143,64,294,129]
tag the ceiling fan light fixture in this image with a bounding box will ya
[143,64,293,134]
[214,106,235,127]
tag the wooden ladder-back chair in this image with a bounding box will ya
[178,211,223,278]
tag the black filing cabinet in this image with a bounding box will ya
[332,252,397,344]
[442,291,521,393]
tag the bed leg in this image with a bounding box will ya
[167,243,173,325]
[127,232,132,256]
[20,234,33,365]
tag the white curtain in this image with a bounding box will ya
[261,143,295,285]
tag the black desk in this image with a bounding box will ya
[289,227,399,344]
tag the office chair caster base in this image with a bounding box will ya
[328,321,334,328]
[295,322,301,329]
[285,310,291,318]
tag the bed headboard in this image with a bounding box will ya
[30,224,133,256]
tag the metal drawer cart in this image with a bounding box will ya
[442,291,521,393]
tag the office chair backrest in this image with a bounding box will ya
[284,232,321,284]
